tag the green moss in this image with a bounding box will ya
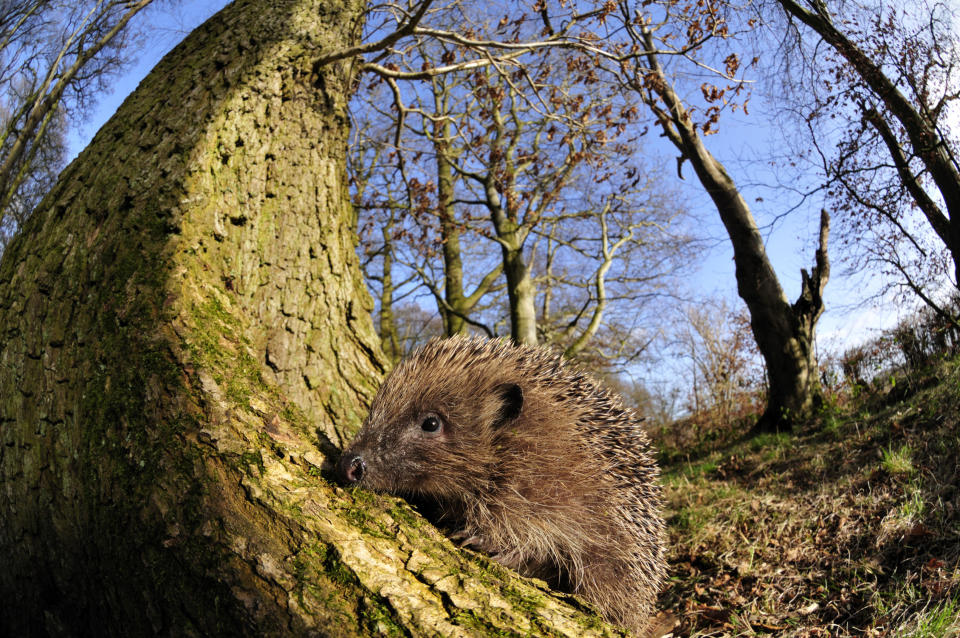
[318,544,359,588]
[304,542,354,589]
[291,541,411,635]
[340,490,397,539]
[388,502,422,529]
[281,401,305,424]
[183,295,267,410]
[290,543,356,627]
[494,581,560,634]
[449,609,523,636]
[358,595,410,637]
[75,305,187,505]
[238,450,265,475]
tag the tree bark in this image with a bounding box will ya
[502,241,539,345]
[0,1,621,635]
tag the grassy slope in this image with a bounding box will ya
[655,357,960,637]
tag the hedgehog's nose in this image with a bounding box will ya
[337,452,365,485]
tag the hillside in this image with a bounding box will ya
[655,356,960,636]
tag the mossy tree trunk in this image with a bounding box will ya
[434,118,501,338]
[0,1,622,636]
[377,211,403,364]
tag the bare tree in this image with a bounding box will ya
[773,0,960,324]
[352,16,689,359]
[572,1,832,431]
[353,0,840,429]
[0,0,158,239]
[533,174,691,363]
[674,298,765,420]
[351,70,506,343]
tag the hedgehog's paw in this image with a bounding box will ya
[451,529,502,556]
[450,529,482,547]
[490,548,524,570]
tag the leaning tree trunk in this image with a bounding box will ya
[0,1,621,636]
[639,28,829,433]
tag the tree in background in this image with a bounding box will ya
[349,118,424,363]
[772,0,960,327]
[351,11,692,362]
[570,0,832,431]
[0,0,156,245]
[675,299,765,421]
[351,67,506,343]
[0,99,65,245]
[533,174,691,363]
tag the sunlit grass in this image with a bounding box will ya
[881,444,916,476]
[894,598,960,637]
[877,484,926,546]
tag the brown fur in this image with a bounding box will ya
[338,335,666,635]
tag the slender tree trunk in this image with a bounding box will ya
[502,241,538,345]
[0,2,616,635]
[433,118,501,337]
[436,128,468,336]
[483,178,537,345]
[378,214,402,363]
[639,29,829,432]
[564,205,626,359]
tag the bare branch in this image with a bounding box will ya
[315,0,434,66]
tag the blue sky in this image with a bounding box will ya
[65,0,906,361]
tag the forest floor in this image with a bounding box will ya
[653,356,960,637]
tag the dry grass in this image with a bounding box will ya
[655,357,960,637]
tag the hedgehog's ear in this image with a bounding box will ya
[493,383,523,428]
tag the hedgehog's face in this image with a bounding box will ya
[336,378,523,501]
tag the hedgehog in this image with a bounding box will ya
[336,335,666,635]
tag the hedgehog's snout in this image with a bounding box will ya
[337,451,366,485]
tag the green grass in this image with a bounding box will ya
[748,432,792,451]
[895,598,960,637]
[881,444,916,476]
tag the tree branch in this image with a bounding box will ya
[314,0,434,66]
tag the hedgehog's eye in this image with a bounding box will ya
[420,415,442,433]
